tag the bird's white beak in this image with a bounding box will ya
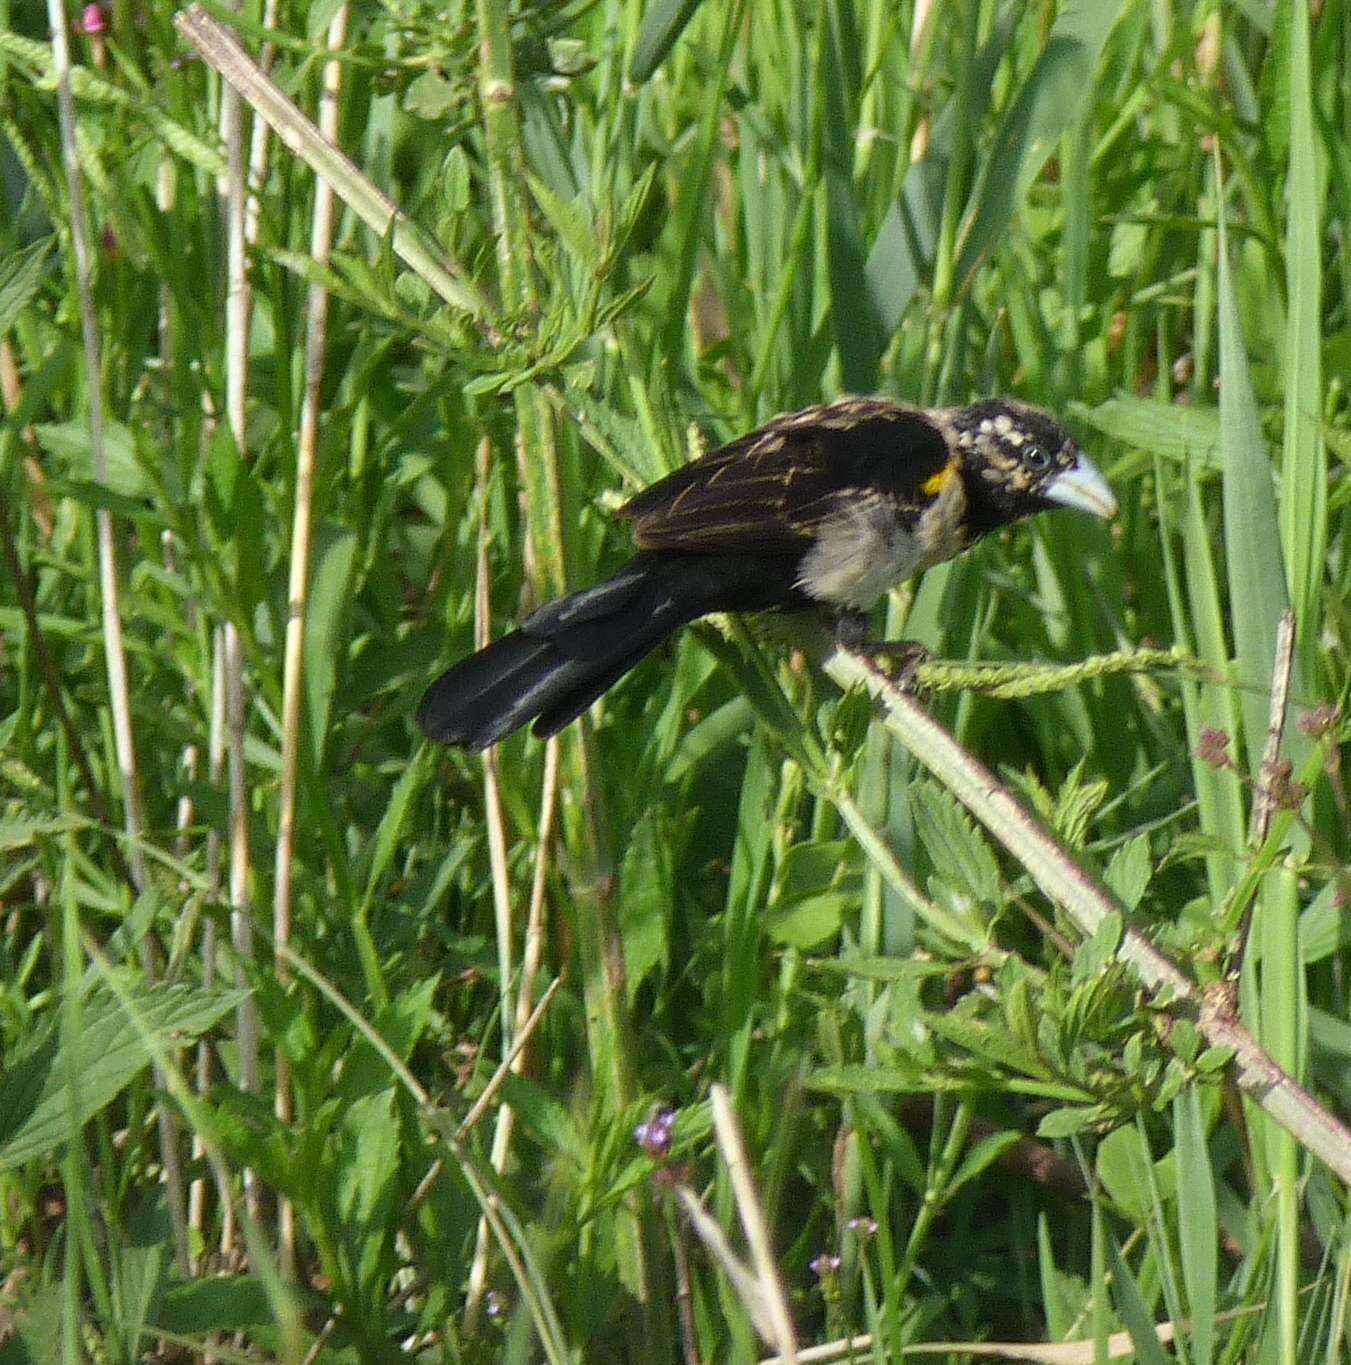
[1043,453,1118,520]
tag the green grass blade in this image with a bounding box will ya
[1277,0,1326,677]
[1174,1085,1217,1365]
[1215,171,1293,776]
[629,0,709,84]
[954,1,1128,288]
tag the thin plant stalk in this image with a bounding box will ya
[45,0,145,888]
[175,5,490,324]
[48,0,194,1284]
[271,1,349,1282]
[243,0,280,247]
[464,432,519,1330]
[711,1085,799,1363]
[221,61,261,1233]
[827,646,1351,1185]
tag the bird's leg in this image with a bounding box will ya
[830,610,931,686]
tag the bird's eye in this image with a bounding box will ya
[1024,445,1051,472]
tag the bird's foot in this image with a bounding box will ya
[832,613,930,688]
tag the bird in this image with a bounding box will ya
[417,396,1118,750]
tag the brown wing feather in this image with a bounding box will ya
[618,399,951,554]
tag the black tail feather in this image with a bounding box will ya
[416,555,699,750]
[418,549,807,749]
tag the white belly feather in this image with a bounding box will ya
[795,475,969,610]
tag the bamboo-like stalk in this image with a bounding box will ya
[242,0,280,247]
[471,0,648,1314]
[464,432,518,1330]
[199,631,231,1264]
[175,5,491,325]
[826,646,1351,1185]
[711,1086,799,1362]
[45,0,146,890]
[271,1,349,1283]
[49,0,195,1284]
[220,54,261,1235]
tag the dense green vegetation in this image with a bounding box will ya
[1,0,1347,1360]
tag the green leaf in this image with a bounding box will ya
[948,1130,1020,1194]
[529,177,603,271]
[1215,174,1293,776]
[925,1006,1059,1082]
[807,1063,933,1096]
[35,419,147,499]
[864,9,1018,333]
[361,745,436,913]
[333,1088,400,1271]
[404,70,458,121]
[0,982,247,1172]
[1037,1104,1110,1138]
[764,893,850,950]
[619,808,673,999]
[1071,910,1122,982]
[499,1073,584,1162]
[0,814,86,851]
[159,1278,276,1335]
[303,522,358,758]
[1174,1086,1218,1365]
[1104,836,1152,910]
[955,0,1129,283]
[910,781,1001,905]
[629,0,707,83]
[1074,396,1221,468]
[1277,0,1326,674]
[0,237,52,336]
[1108,1234,1173,1365]
[1096,1122,1154,1220]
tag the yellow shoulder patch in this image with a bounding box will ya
[920,458,959,497]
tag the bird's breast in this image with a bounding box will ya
[794,476,970,610]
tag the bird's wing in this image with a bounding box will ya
[619,400,955,554]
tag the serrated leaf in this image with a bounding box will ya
[925,1006,1057,1081]
[35,419,147,498]
[0,814,87,850]
[807,1063,950,1095]
[910,781,1001,904]
[530,176,602,270]
[499,1073,585,1161]
[619,808,673,1000]
[1104,835,1152,910]
[0,237,52,336]
[1072,910,1123,983]
[1048,759,1108,849]
[334,1089,399,1234]
[1037,1104,1109,1138]
[404,70,458,121]
[0,983,247,1171]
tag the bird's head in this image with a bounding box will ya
[948,399,1117,534]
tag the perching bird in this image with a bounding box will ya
[417,397,1117,750]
